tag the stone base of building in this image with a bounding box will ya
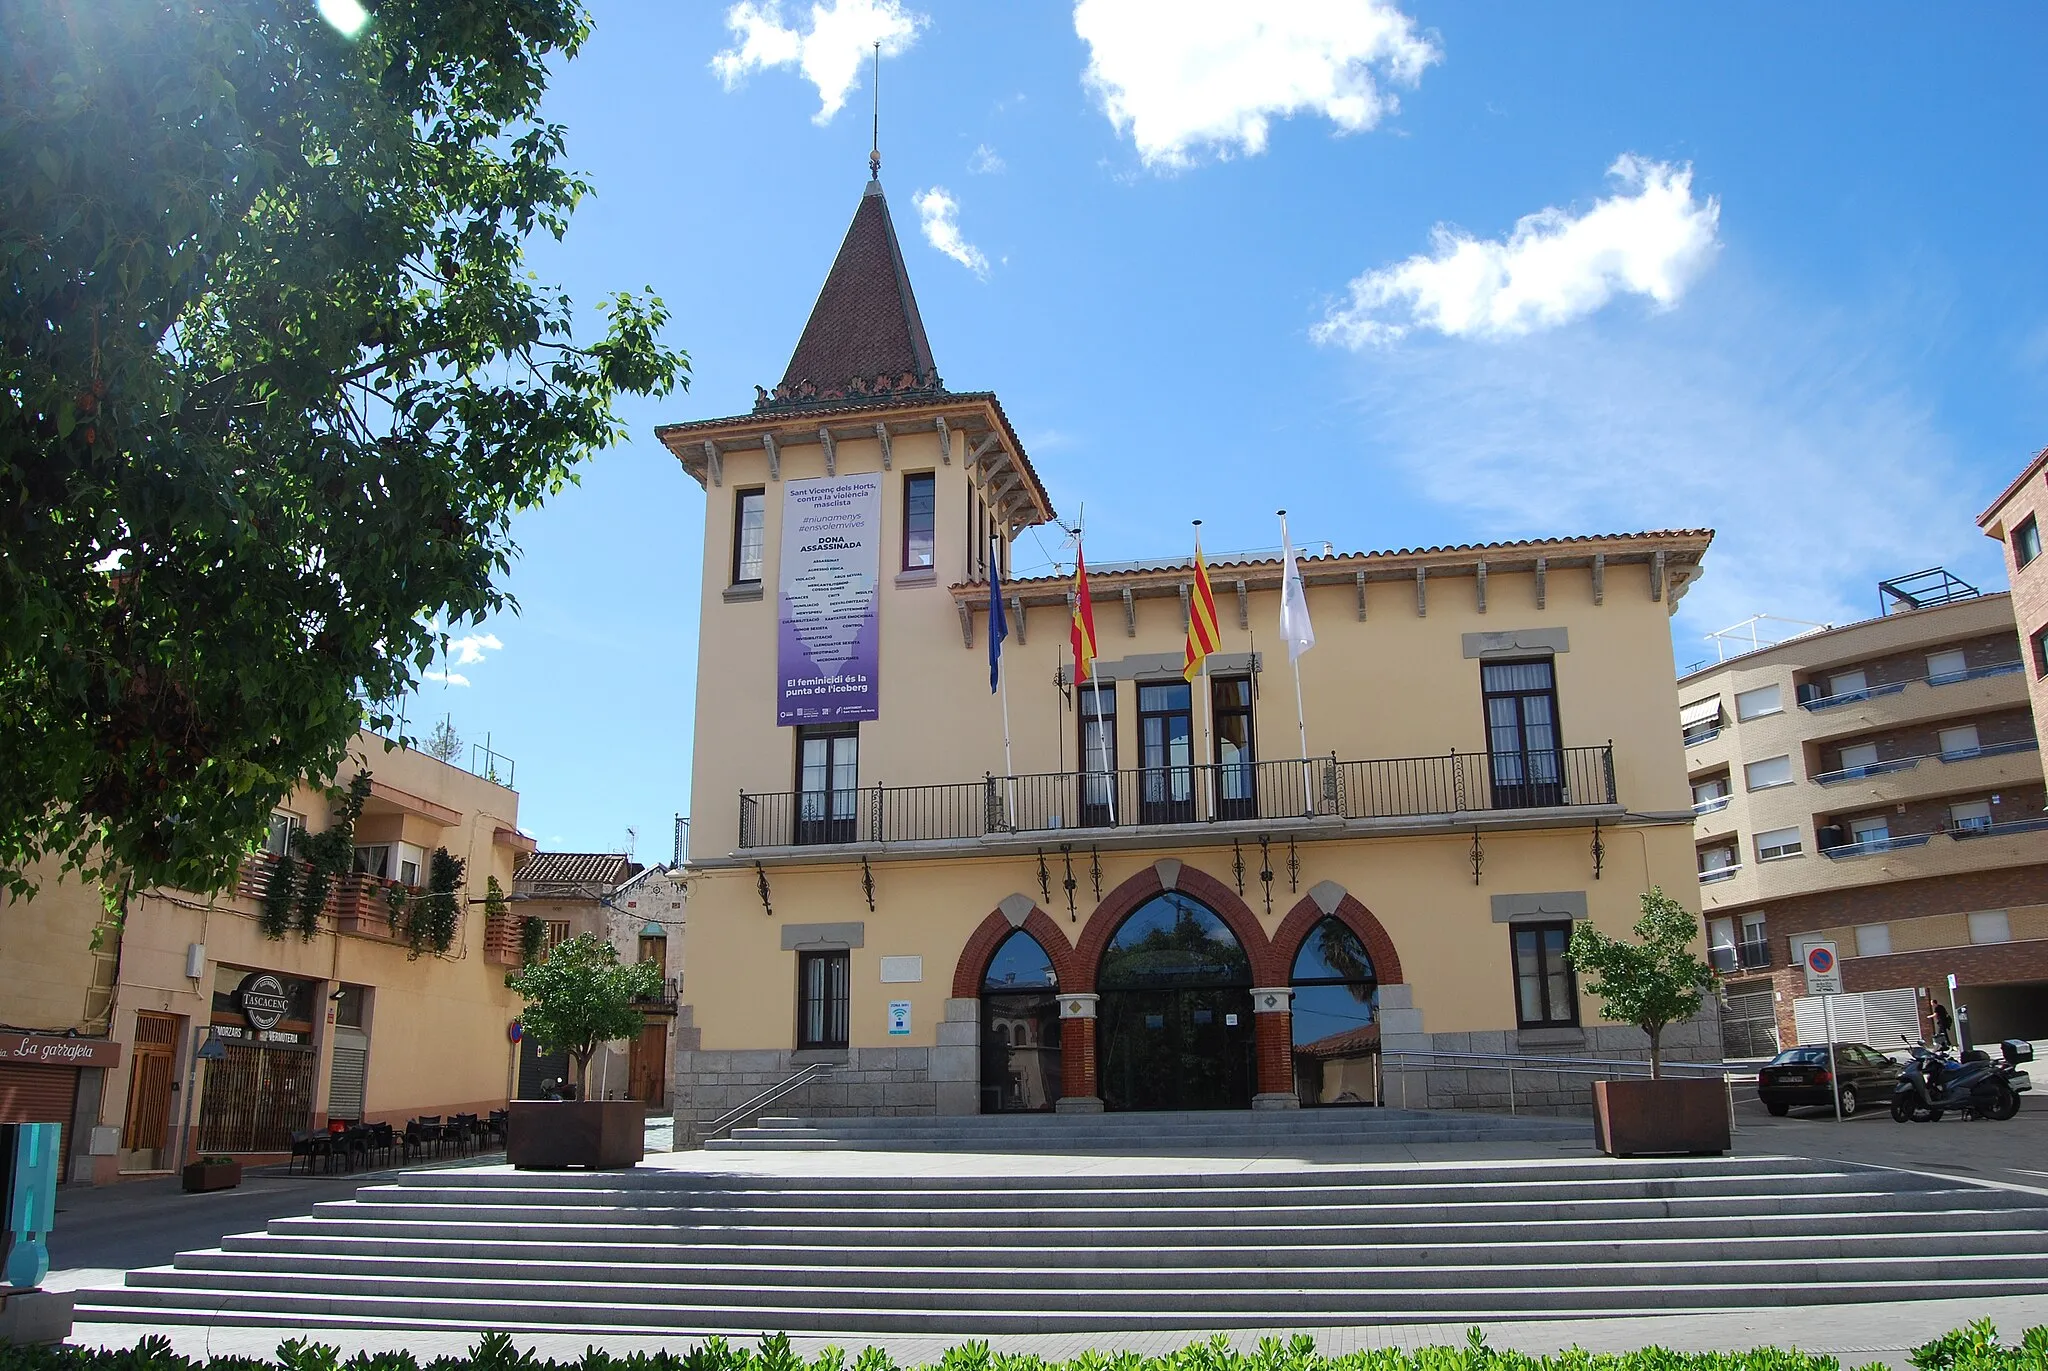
[673,1002,1726,1134]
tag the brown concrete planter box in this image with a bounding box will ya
[180,1159,242,1192]
[507,1100,644,1169]
[1592,1078,1730,1156]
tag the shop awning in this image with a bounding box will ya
[1679,696,1723,729]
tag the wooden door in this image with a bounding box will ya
[627,1020,666,1108]
[123,1011,179,1151]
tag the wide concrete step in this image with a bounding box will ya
[78,1271,2048,1333]
[220,1205,2048,1262]
[179,1227,2048,1282]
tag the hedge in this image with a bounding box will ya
[3,1325,2044,1371]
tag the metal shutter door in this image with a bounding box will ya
[328,1044,368,1122]
[0,1064,80,1180]
[1864,988,1921,1050]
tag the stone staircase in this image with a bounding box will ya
[74,1154,2048,1335]
[709,1108,1586,1151]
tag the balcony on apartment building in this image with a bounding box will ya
[736,744,1620,851]
[1708,936,1773,973]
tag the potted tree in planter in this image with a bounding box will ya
[504,933,663,1168]
[180,1155,242,1193]
[1568,887,1727,1156]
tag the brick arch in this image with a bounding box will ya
[1071,862,1277,992]
[951,904,1080,999]
[1272,889,1405,987]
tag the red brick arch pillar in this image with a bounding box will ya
[1249,986,1297,1108]
[1057,995,1102,1112]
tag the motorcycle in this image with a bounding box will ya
[1891,1036,2033,1122]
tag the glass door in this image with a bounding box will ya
[1077,682,1118,828]
[1138,682,1194,824]
[1212,676,1257,820]
[1482,660,1564,807]
[796,727,858,844]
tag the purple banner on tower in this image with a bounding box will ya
[777,474,884,725]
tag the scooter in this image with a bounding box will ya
[1892,1036,2030,1122]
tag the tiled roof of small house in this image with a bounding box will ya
[515,852,637,889]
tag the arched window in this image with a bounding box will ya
[1290,917,1380,1107]
[1099,893,1253,990]
[982,929,1057,992]
[1013,1023,1028,1047]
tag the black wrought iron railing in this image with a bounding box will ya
[1709,938,1772,973]
[737,745,1618,849]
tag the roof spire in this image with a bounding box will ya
[868,41,881,181]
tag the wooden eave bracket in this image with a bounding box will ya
[1592,553,1605,605]
[957,600,973,649]
[1414,566,1427,618]
[936,416,952,464]
[874,422,892,470]
[1010,596,1026,644]
[762,432,781,481]
[1475,559,1488,614]
[1534,556,1547,610]
[1356,569,1368,622]
[1178,582,1192,632]
[1651,549,1666,602]
[702,439,722,489]
[1235,579,1249,630]
[1122,586,1137,638]
[818,427,837,477]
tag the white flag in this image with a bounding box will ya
[1279,519,1315,662]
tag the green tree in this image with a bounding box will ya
[0,0,687,903]
[505,933,660,1093]
[1567,887,1717,1077]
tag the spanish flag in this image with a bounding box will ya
[1070,544,1098,683]
[1184,527,1221,682]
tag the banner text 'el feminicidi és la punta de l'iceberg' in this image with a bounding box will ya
[777,474,883,726]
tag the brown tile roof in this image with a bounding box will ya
[1977,445,2048,530]
[515,852,636,888]
[1294,1022,1382,1060]
[761,182,942,413]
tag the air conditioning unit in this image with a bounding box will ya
[1816,824,1845,850]
[1796,682,1822,704]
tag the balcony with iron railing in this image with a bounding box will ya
[634,976,680,1010]
[1708,937,1772,973]
[736,745,1619,850]
[234,850,420,943]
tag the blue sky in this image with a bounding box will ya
[409,1,2048,855]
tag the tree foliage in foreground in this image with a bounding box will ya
[0,0,687,901]
[1567,887,1717,1077]
[5,1322,2044,1371]
[505,933,661,1091]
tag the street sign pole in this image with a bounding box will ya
[1804,942,1844,1123]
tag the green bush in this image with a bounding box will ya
[8,1326,2047,1371]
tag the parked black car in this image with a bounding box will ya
[1757,1043,1902,1117]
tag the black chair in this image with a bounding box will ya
[288,1130,332,1175]
[402,1119,434,1162]
[449,1112,480,1155]
[338,1126,372,1171]
[366,1121,396,1166]
[485,1110,508,1147]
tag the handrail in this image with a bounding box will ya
[697,1062,834,1141]
[1377,1047,1749,1125]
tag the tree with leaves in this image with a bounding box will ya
[0,0,687,904]
[505,933,661,1094]
[425,716,464,765]
[1567,887,1717,1078]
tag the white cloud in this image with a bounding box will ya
[1315,156,1721,347]
[1073,0,1438,169]
[914,188,989,278]
[421,669,470,688]
[1338,281,1997,654]
[968,143,1006,175]
[711,0,923,125]
[446,632,503,667]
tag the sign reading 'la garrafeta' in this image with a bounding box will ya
[777,474,883,726]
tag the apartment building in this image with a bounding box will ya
[1679,580,2047,1057]
[1979,446,2048,767]
[653,168,1718,1127]
[0,733,535,1183]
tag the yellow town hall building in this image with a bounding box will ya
[657,171,1717,1128]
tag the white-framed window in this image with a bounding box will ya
[1756,826,1802,861]
[353,844,391,877]
[1837,742,1879,772]
[1692,776,1730,806]
[1734,684,1782,721]
[1699,845,1737,873]
[1969,910,2012,944]
[1828,669,1869,699]
[395,842,426,887]
[1745,755,1794,790]
[1927,649,1968,681]
[1740,913,1768,942]
[1950,799,1994,833]
[264,811,304,857]
[1855,923,1892,957]
[1849,816,1890,845]
[1938,725,1981,759]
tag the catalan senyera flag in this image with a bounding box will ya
[1070,545,1098,683]
[1183,530,1221,682]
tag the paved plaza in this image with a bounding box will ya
[48,1106,2048,1366]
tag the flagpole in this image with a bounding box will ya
[1076,510,1116,827]
[1281,510,1312,815]
[1194,520,1215,823]
[995,533,1015,827]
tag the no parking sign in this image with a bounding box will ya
[1804,942,1842,996]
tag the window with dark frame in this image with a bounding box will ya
[1078,680,1117,825]
[1212,675,1256,819]
[903,472,936,571]
[732,488,766,585]
[1511,921,1578,1028]
[796,949,850,1049]
[2016,515,2043,569]
[794,725,859,844]
[1137,681,1195,824]
[1481,658,1565,807]
[2034,625,2048,679]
